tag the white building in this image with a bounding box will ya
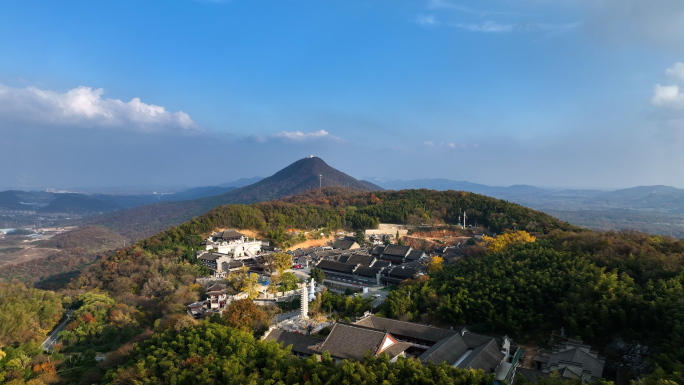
[203,230,263,259]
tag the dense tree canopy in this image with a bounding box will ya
[58,292,142,352]
[383,238,684,372]
[103,322,495,385]
[0,283,63,347]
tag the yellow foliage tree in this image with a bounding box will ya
[242,273,260,300]
[479,230,536,253]
[427,256,444,273]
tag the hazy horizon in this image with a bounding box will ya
[3,1,684,191]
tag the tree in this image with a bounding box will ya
[478,230,536,253]
[265,252,293,275]
[355,230,366,246]
[267,277,279,294]
[228,266,249,293]
[243,273,260,300]
[278,272,299,292]
[222,299,267,333]
[310,267,326,284]
[427,256,444,273]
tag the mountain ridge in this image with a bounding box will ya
[85,157,382,240]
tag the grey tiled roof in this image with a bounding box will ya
[354,266,383,278]
[380,341,413,359]
[516,368,551,383]
[419,332,503,373]
[382,245,411,257]
[385,265,420,279]
[201,253,223,261]
[317,260,356,274]
[309,323,409,361]
[265,329,320,356]
[546,343,605,381]
[459,339,504,372]
[206,283,227,291]
[406,250,427,261]
[333,238,358,250]
[354,316,455,343]
[346,255,374,266]
[371,246,386,256]
[213,230,245,240]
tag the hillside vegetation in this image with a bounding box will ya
[383,231,684,375]
[102,322,494,385]
[41,226,127,253]
[0,226,126,289]
[0,283,63,347]
[69,189,569,338]
[86,157,383,241]
[5,189,684,383]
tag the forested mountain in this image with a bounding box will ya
[372,179,684,238]
[87,157,384,240]
[222,157,383,203]
[3,188,684,383]
[41,189,573,383]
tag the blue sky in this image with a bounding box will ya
[2,0,684,190]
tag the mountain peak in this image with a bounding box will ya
[224,157,380,203]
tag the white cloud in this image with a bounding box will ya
[0,83,201,133]
[423,141,471,149]
[270,129,341,141]
[651,63,684,110]
[452,20,515,33]
[651,64,684,136]
[665,62,684,83]
[415,15,438,26]
[450,20,579,34]
[652,84,684,109]
[427,0,532,18]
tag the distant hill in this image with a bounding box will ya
[41,225,127,252]
[218,176,263,188]
[222,157,382,204]
[0,190,122,213]
[0,190,28,210]
[370,179,684,237]
[161,186,236,202]
[40,193,121,213]
[87,157,382,240]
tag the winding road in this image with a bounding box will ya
[42,309,73,351]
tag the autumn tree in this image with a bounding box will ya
[478,230,536,253]
[265,252,293,275]
[243,273,260,300]
[427,256,444,273]
[222,299,267,333]
[227,266,249,293]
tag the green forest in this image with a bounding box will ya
[1,189,684,384]
[102,322,495,385]
[382,232,684,375]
